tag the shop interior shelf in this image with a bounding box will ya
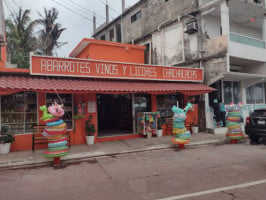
[1,112,24,114]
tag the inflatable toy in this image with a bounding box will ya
[40,105,54,121]
[39,102,69,165]
[43,149,69,158]
[48,102,65,117]
[45,129,67,135]
[41,117,61,123]
[48,141,68,148]
[226,103,244,144]
[46,119,64,127]
[171,103,192,149]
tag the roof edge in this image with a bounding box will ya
[69,38,146,58]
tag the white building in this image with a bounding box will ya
[199,0,266,129]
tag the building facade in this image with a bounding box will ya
[93,0,266,130]
[0,39,213,151]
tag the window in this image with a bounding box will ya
[157,94,179,118]
[109,29,114,41]
[144,43,151,64]
[100,35,106,41]
[46,93,73,129]
[134,94,151,131]
[223,81,240,104]
[246,83,264,104]
[233,82,240,103]
[115,23,121,42]
[1,92,37,134]
[209,81,222,106]
[253,0,262,4]
[131,10,141,23]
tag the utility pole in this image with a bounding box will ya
[0,0,6,64]
[121,0,124,43]
[106,1,109,24]
[0,0,4,38]
[93,13,96,34]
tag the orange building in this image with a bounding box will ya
[0,39,214,151]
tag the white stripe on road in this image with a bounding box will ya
[156,179,266,200]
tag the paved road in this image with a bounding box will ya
[1,142,266,200]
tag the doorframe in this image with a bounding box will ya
[97,93,134,137]
[132,94,136,133]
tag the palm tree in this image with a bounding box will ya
[37,8,66,56]
[5,7,38,68]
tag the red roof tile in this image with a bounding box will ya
[0,75,215,95]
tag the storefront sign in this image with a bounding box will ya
[30,55,203,82]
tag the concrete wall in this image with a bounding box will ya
[184,31,198,61]
[123,0,197,44]
[204,56,227,85]
[230,21,262,39]
[94,0,197,44]
[229,41,266,62]
[198,0,215,6]
[242,63,266,74]
[75,40,145,64]
[204,35,227,57]
[152,23,184,65]
[202,15,221,39]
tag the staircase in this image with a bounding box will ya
[207,127,228,135]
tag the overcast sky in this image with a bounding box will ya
[3,0,139,57]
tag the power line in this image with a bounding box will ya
[3,0,17,19]
[67,0,106,21]
[56,0,105,25]
[98,0,107,6]
[98,0,121,19]
[51,0,93,22]
[10,0,20,9]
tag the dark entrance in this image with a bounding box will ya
[97,94,133,137]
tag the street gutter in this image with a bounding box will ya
[0,138,242,171]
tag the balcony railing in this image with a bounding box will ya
[230,32,265,49]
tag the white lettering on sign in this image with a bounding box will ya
[35,57,202,81]
[95,63,118,75]
[122,65,127,75]
[79,62,91,74]
[129,65,157,77]
[163,68,197,79]
[41,59,91,74]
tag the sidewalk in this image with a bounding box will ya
[0,132,233,170]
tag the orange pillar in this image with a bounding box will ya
[183,95,188,105]
[0,46,6,69]
[151,94,157,112]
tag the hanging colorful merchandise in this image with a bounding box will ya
[171,103,192,148]
[136,112,160,137]
[226,103,244,144]
[40,102,69,165]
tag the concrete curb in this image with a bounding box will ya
[0,138,233,171]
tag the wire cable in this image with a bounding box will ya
[67,0,106,21]
[10,0,20,9]
[56,0,105,25]
[51,0,93,22]
[3,0,16,19]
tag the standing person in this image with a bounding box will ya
[219,100,226,127]
[213,99,220,127]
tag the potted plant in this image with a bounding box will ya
[85,115,97,145]
[191,116,199,134]
[0,125,15,154]
[157,118,164,137]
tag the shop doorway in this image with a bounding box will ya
[97,94,133,137]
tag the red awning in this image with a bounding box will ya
[0,75,215,96]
